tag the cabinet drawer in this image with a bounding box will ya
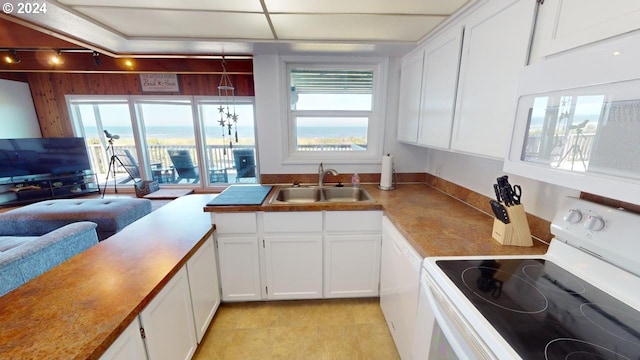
[263,212,322,233]
[212,212,257,234]
[325,211,382,233]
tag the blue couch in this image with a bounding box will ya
[0,198,152,241]
[0,221,98,296]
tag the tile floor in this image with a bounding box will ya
[193,298,400,360]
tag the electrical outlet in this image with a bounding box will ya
[435,165,443,175]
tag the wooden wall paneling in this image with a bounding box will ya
[26,73,61,137]
[23,71,254,137]
[0,73,27,82]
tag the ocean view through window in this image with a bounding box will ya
[284,58,387,163]
[67,95,258,188]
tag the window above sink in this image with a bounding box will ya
[280,57,387,164]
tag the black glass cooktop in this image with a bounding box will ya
[437,259,640,359]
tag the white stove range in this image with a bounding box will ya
[415,197,640,359]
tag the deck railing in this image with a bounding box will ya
[88,143,363,184]
[524,133,595,164]
[88,144,253,179]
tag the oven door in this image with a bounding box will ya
[414,269,497,360]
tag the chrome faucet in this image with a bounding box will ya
[318,162,339,187]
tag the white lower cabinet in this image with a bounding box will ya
[102,235,220,360]
[216,235,261,301]
[213,210,383,301]
[139,266,198,360]
[264,234,323,299]
[99,317,147,360]
[324,210,382,298]
[324,234,381,298]
[263,211,323,299]
[186,235,220,343]
[211,212,261,301]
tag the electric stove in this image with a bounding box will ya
[421,197,640,359]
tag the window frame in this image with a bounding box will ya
[66,94,258,188]
[281,57,388,164]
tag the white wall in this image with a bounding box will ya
[424,149,580,221]
[253,54,429,176]
[253,54,577,222]
[0,79,41,138]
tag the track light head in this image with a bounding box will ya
[49,50,63,65]
[92,51,102,66]
[4,49,21,64]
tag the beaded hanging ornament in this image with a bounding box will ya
[218,59,239,155]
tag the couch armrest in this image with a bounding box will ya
[0,221,98,296]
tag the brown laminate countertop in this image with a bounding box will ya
[205,183,549,258]
[0,194,216,360]
[362,184,548,258]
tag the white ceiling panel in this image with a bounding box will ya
[57,0,264,12]
[271,14,446,42]
[264,0,468,14]
[74,8,274,39]
[13,0,472,55]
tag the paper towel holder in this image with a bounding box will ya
[378,168,396,191]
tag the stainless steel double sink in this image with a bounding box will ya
[269,185,375,204]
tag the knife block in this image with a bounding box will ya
[492,204,533,247]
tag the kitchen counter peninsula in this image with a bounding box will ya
[0,194,215,359]
[204,183,548,258]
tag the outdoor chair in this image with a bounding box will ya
[168,149,200,183]
[114,148,141,183]
[233,149,256,182]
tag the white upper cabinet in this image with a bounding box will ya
[417,26,463,149]
[451,0,537,158]
[530,0,640,59]
[397,50,424,144]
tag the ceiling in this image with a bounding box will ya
[6,0,470,57]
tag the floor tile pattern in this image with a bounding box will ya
[193,298,400,360]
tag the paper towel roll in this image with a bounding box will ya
[379,153,394,190]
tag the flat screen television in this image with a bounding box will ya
[0,137,92,178]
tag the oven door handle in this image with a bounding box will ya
[423,272,496,360]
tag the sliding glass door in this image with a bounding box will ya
[198,97,257,184]
[67,95,258,190]
[134,98,200,184]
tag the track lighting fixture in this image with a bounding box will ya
[92,51,102,66]
[50,50,64,65]
[4,49,21,64]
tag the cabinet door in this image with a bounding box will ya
[217,235,262,301]
[99,317,147,360]
[451,0,536,158]
[186,235,220,343]
[418,26,463,149]
[397,50,425,144]
[263,235,323,300]
[139,267,197,360]
[531,0,640,58]
[324,234,381,298]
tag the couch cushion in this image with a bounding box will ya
[0,221,98,296]
[0,198,152,241]
[0,237,37,252]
